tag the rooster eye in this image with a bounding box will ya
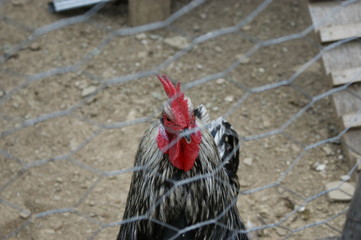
[163,115,171,122]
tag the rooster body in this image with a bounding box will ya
[117,75,248,240]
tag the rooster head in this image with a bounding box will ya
[156,74,202,171]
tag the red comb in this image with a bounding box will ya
[157,74,181,98]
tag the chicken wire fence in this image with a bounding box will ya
[1,0,361,239]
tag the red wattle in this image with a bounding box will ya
[158,129,202,171]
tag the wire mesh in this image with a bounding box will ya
[1,0,361,239]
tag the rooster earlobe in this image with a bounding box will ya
[157,125,170,153]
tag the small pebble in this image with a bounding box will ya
[340,175,350,182]
[313,163,326,172]
[137,51,147,58]
[212,106,219,112]
[81,86,97,97]
[262,118,271,128]
[135,33,147,40]
[322,145,333,156]
[297,206,306,212]
[242,25,251,31]
[291,144,300,152]
[215,46,222,52]
[243,157,253,166]
[325,181,355,202]
[149,34,161,40]
[199,13,207,19]
[224,95,234,102]
[193,24,200,32]
[29,42,41,51]
[108,175,117,180]
[276,228,288,236]
[216,78,225,84]
[54,186,61,193]
[299,208,311,221]
[12,101,19,109]
[53,222,63,231]
[43,229,55,234]
[238,180,249,187]
[236,54,249,64]
[12,0,24,6]
[19,209,31,219]
[74,80,85,89]
[164,36,189,50]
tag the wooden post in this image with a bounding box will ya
[129,0,171,26]
[341,171,361,239]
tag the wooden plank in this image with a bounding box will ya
[332,89,361,170]
[308,1,361,31]
[307,0,361,172]
[331,67,361,86]
[319,22,361,42]
[331,85,361,117]
[129,0,171,26]
[341,112,361,129]
[49,0,111,12]
[341,130,361,170]
[321,41,361,75]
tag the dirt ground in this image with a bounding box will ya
[0,0,353,239]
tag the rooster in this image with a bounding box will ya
[117,75,248,240]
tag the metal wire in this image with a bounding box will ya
[1,0,361,239]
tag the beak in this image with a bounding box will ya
[181,129,191,143]
[184,134,191,143]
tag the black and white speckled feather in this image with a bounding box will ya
[196,104,240,175]
[117,102,247,240]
